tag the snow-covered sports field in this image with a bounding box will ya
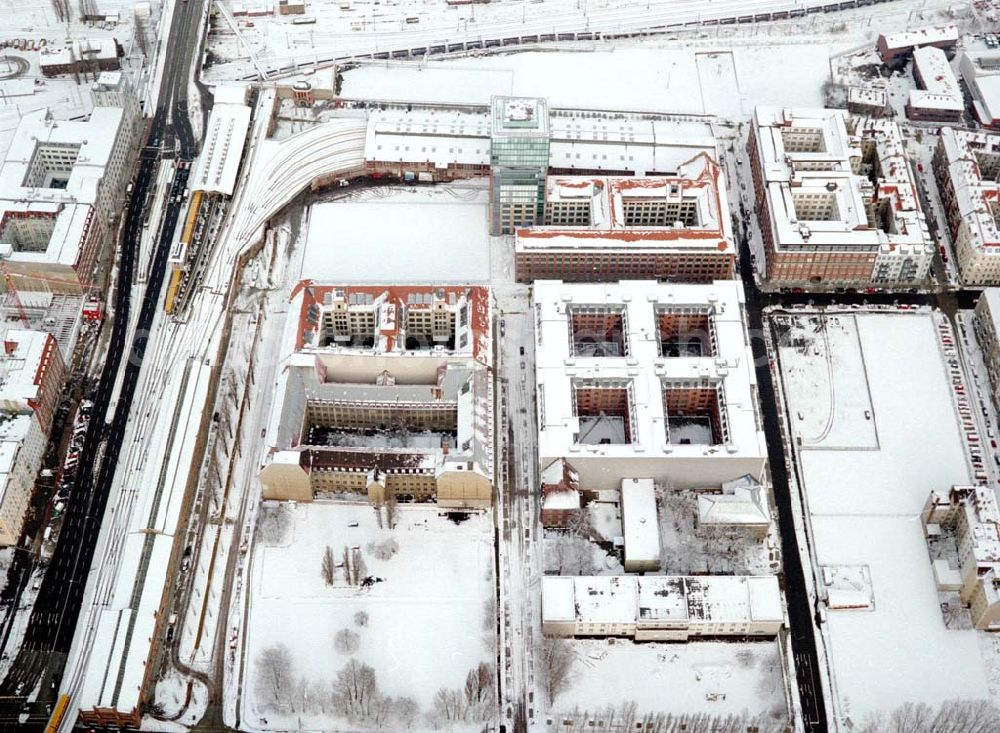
[241,501,496,731]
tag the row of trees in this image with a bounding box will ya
[320,545,369,586]
[255,644,495,729]
[858,699,1000,733]
[552,705,787,733]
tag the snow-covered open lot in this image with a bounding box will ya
[242,501,496,731]
[549,638,788,729]
[301,183,492,283]
[772,311,1000,727]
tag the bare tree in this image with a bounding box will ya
[394,696,419,728]
[342,546,353,585]
[254,643,294,711]
[386,492,398,529]
[332,659,380,720]
[321,545,335,586]
[354,548,368,582]
[431,687,467,722]
[932,699,1000,733]
[259,504,291,545]
[542,637,576,705]
[372,537,399,561]
[354,610,369,627]
[546,534,595,576]
[334,628,361,654]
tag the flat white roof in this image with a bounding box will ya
[534,280,766,465]
[910,46,963,113]
[620,478,660,565]
[879,24,958,52]
[190,103,252,196]
[0,329,52,408]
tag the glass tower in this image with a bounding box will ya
[490,96,550,235]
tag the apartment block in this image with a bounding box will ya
[259,284,493,507]
[534,280,767,491]
[922,487,1000,630]
[514,154,736,283]
[541,574,783,640]
[876,24,958,64]
[0,106,133,293]
[974,290,1000,412]
[748,106,932,286]
[0,329,66,546]
[934,127,1000,284]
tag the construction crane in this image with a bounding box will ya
[0,261,29,328]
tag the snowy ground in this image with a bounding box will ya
[550,638,788,727]
[301,182,492,283]
[772,310,1000,728]
[242,501,496,732]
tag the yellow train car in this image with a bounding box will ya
[44,694,70,733]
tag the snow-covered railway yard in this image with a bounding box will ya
[771,310,1000,728]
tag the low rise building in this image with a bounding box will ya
[748,106,932,286]
[620,478,660,572]
[39,38,121,78]
[514,155,735,283]
[697,474,771,540]
[876,24,958,65]
[933,127,1000,284]
[847,86,888,117]
[0,329,66,546]
[959,41,1000,130]
[541,574,783,640]
[259,284,493,507]
[0,107,133,293]
[534,280,767,491]
[907,46,964,123]
[922,486,1000,630]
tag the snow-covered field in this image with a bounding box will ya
[301,183,492,283]
[551,638,788,726]
[242,501,496,731]
[773,311,1000,727]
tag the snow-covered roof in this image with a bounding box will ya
[937,127,1000,252]
[750,106,930,255]
[516,153,733,255]
[848,85,888,108]
[909,46,963,113]
[0,329,55,409]
[620,478,660,566]
[190,102,252,196]
[877,24,958,53]
[698,475,770,527]
[534,280,767,474]
[38,38,118,68]
[542,575,784,626]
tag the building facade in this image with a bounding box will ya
[974,290,1000,412]
[0,329,66,546]
[934,127,1000,284]
[748,106,932,286]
